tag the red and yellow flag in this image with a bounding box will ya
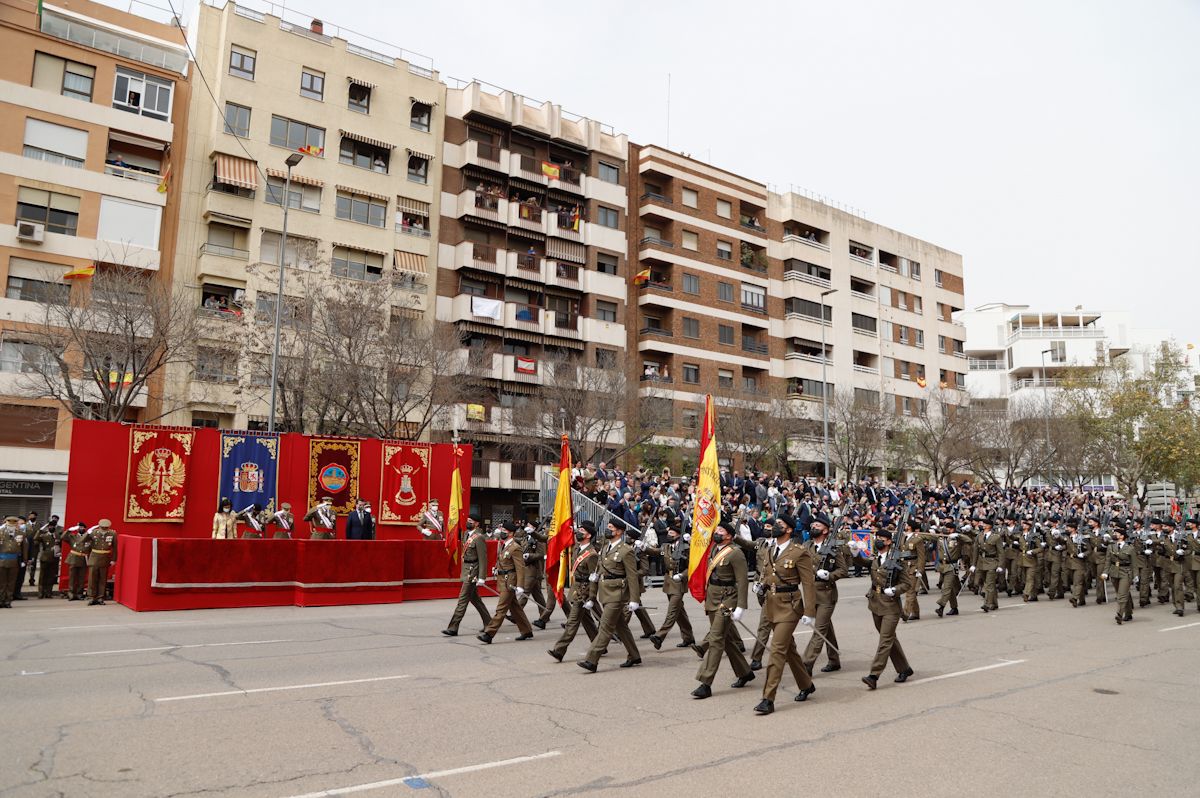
[633,267,651,287]
[545,434,575,603]
[64,264,95,280]
[541,161,561,180]
[446,445,465,569]
[688,395,720,602]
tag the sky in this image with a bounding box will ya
[128,0,1199,350]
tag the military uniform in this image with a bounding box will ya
[1135,532,1157,607]
[749,536,774,665]
[1089,524,1109,604]
[864,548,914,685]
[85,520,117,604]
[211,508,238,540]
[1019,524,1045,601]
[801,534,849,670]
[972,523,1004,611]
[444,524,491,634]
[0,518,22,607]
[13,521,31,599]
[898,528,933,619]
[580,535,641,669]
[933,532,964,615]
[1184,523,1200,611]
[64,526,89,600]
[480,532,534,641]
[695,540,752,691]
[304,501,337,539]
[271,505,295,538]
[516,527,555,626]
[648,533,695,647]
[757,536,817,708]
[1001,524,1022,596]
[548,540,600,660]
[629,538,657,637]
[33,522,63,598]
[1064,525,1091,606]
[237,506,267,539]
[1158,529,1188,615]
[1045,524,1067,599]
[1104,534,1136,623]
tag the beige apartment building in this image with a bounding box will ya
[0,0,190,517]
[629,147,968,475]
[436,80,629,522]
[162,0,442,429]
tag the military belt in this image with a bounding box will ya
[602,575,625,581]
[770,584,800,594]
[496,568,514,575]
[708,577,736,587]
[90,549,111,555]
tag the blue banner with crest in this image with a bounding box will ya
[218,432,280,514]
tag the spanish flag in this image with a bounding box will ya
[688,395,720,603]
[541,161,561,180]
[107,371,133,389]
[545,434,575,603]
[633,267,651,287]
[445,445,465,569]
[156,159,171,194]
[64,264,95,280]
[297,145,324,157]
[916,376,928,388]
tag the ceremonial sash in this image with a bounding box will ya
[318,508,334,529]
[274,511,291,530]
[424,511,443,531]
[706,544,735,581]
[570,548,596,583]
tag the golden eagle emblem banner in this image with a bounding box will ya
[379,442,431,525]
[124,426,195,522]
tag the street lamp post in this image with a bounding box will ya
[267,153,303,434]
[820,288,837,480]
[1041,348,1053,483]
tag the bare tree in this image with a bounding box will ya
[908,388,980,485]
[827,388,892,481]
[967,396,1058,488]
[714,385,805,472]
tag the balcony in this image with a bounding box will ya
[785,351,831,366]
[739,215,766,234]
[198,242,249,261]
[850,290,875,302]
[468,242,506,275]
[741,340,769,355]
[852,326,879,338]
[513,154,550,184]
[740,242,768,273]
[969,358,1004,371]
[462,189,505,221]
[510,252,545,279]
[783,270,832,289]
[640,235,674,249]
[740,302,767,316]
[641,190,672,205]
[503,355,542,384]
[103,164,161,186]
[639,326,673,338]
[784,312,832,328]
[471,459,498,487]
[548,166,582,191]
[505,302,543,331]
[1012,378,1063,391]
[465,139,507,170]
[549,311,581,338]
[783,233,830,252]
[639,373,674,384]
[1006,327,1104,344]
[509,203,546,233]
[853,364,880,375]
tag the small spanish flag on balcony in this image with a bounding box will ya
[107,371,133,389]
[63,264,95,280]
[540,161,561,180]
[156,160,171,194]
[916,376,928,388]
[633,267,651,287]
[297,145,324,157]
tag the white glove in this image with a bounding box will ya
[816,569,830,580]
[1177,549,1186,556]
[949,533,959,540]
[754,583,765,595]
[583,600,594,610]
[588,572,599,583]
[672,573,683,582]
[420,529,432,537]
[683,533,691,542]
[634,540,645,550]
[800,616,814,626]
[731,607,744,622]
[996,567,1004,573]
[522,553,531,561]
[475,578,485,586]
[1101,573,1108,580]
[1077,553,1086,559]
[883,587,896,597]
[514,587,525,597]
[628,602,641,612]
[968,566,976,573]
[1054,545,1064,551]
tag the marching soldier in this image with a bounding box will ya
[64,522,89,601]
[933,524,964,617]
[32,517,63,599]
[1087,516,1109,605]
[1019,516,1045,602]
[25,512,39,588]
[0,516,22,607]
[1001,514,1022,597]
[1183,517,1200,611]
[899,518,932,620]
[271,502,295,538]
[85,519,117,605]
[802,513,849,672]
[478,522,534,643]
[1103,523,1136,624]
[237,503,266,539]
[1135,524,1157,607]
[418,499,445,540]
[212,497,238,540]
[547,520,600,661]
[628,526,659,639]
[1045,517,1067,600]
[442,515,491,636]
[863,530,914,690]
[516,522,555,629]
[972,516,1004,612]
[1160,520,1187,616]
[647,520,696,650]
[578,518,642,671]
[691,521,753,699]
[748,531,775,670]
[753,512,817,715]
[1064,518,1091,607]
[304,497,337,539]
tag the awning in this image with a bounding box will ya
[394,251,428,275]
[457,321,502,336]
[508,227,546,242]
[509,177,546,194]
[546,239,586,263]
[466,118,506,137]
[548,188,583,204]
[463,215,506,231]
[499,328,543,344]
[266,168,323,187]
[486,381,538,396]
[543,335,584,351]
[110,130,168,151]
[213,152,257,190]
[463,165,506,183]
[406,148,434,161]
[332,242,388,257]
[335,184,390,202]
[348,76,378,89]
[203,211,252,228]
[396,196,430,216]
[410,95,438,107]
[505,277,544,293]
[462,270,502,284]
[339,129,394,150]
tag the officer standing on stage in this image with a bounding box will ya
[64,522,89,601]
[547,520,600,662]
[32,516,62,599]
[478,522,534,644]
[692,521,753,699]
[578,518,642,672]
[304,497,337,539]
[418,499,446,540]
[271,502,295,538]
[237,503,266,539]
[0,516,22,607]
[85,519,117,605]
[753,513,817,715]
[648,520,696,650]
[801,513,848,672]
[12,515,31,601]
[863,529,914,689]
[443,515,491,636]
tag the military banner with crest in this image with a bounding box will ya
[378,441,431,525]
[124,426,195,523]
[307,438,360,515]
[218,432,280,515]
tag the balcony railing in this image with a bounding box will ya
[516,204,543,224]
[786,352,831,365]
[639,373,673,384]
[552,312,580,333]
[639,327,673,338]
[641,191,672,204]
[645,280,672,292]
[511,461,537,481]
[516,253,540,272]
[1007,327,1104,343]
[472,242,499,266]
[471,459,488,478]
[641,236,673,248]
[853,364,880,375]
[740,302,767,315]
[852,326,878,338]
[741,340,769,355]
[739,218,766,233]
[783,233,830,252]
[784,312,832,327]
[511,304,541,324]
[552,262,580,282]
[850,290,875,302]
[475,141,503,164]
[396,221,431,237]
[783,270,832,289]
[968,358,1003,371]
[1012,378,1064,390]
[555,167,582,186]
[198,242,249,260]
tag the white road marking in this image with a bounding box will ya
[155,675,410,703]
[282,750,563,797]
[911,659,1026,685]
[71,639,294,656]
[20,670,46,676]
[1159,621,1200,632]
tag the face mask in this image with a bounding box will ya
[574,532,587,543]
[770,525,786,538]
[712,533,728,545]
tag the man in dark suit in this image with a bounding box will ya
[346,499,375,540]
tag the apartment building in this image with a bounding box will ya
[437,80,629,523]
[629,147,969,475]
[0,0,190,518]
[161,0,443,429]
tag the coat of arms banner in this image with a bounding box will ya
[307,438,361,514]
[218,432,280,515]
[124,426,195,523]
[379,442,431,525]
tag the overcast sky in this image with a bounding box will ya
[144,1,1199,353]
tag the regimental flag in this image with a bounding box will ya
[633,267,651,287]
[545,435,575,603]
[307,438,360,514]
[688,395,720,603]
[64,264,95,280]
[851,530,874,559]
[446,444,465,570]
[379,442,431,524]
[541,161,561,180]
[124,426,194,523]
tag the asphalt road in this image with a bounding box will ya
[1,582,1197,798]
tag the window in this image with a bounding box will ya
[270,115,325,154]
[229,45,256,79]
[336,191,387,227]
[112,67,173,121]
[899,325,909,344]
[934,269,944,287]
[260,232,316,269]
[407,155,429,184]
[716,199,732,219]
[682,409,699,430]
[718,324,734,345]
[598,162,620,184]
[953,339,965,357]
[902,397,915,417]
[1050,340,1066,363]
[410,101,432,132]
[683,317,700,338]
[597,206,619,229]
[741,284,765,311]
[0,341,47,374]
[908,261,921,280]
[682,230,699,251]
[716,240,733,260]
[682,273,700,294]
[682,363,700,384]
[223,102,251,137]
[718,368,733,387]
[851,313,877,333]
[855,388,880,406]
[254,293,306,328]
[682,188,698,208]
[17,187,79,236]
[195,348,237,383]
[265,176,321,212]
[742,375,758,392]
[97,196,160,249]
[789,298,832,322]
[955,373,966,389]
[915,329,925,348]
[6,275,68,304]
[23,118,87,168]
[717,282,734,302]
[795,378,830,399]
[299,68,324,101]
[595,348,617,369]
[938,335,947,353]
[596,253,618,275]
[595,300,617,323]
[332,246,384,282]
[340,137,389,173]
[348,83,371,114]
[32,52,95,101]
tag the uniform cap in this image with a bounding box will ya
[812,513,833,530]
[501,520,518,533]
[98,519,112,529]
[906,517,922,531]
[876,530,894,541]
[579,520,597,535]
[4,515,18,523]
[280,502,292,511]
[718,520,737,536]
